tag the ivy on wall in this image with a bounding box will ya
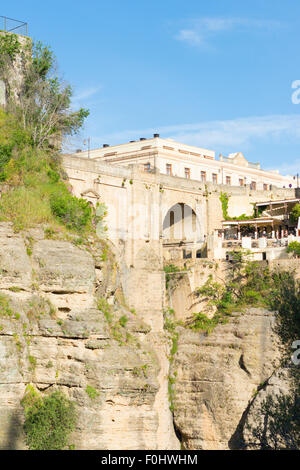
[219,192,257,221]
[219,192,230,220]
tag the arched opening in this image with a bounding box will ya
[162,203,204,261]
[163,203,199,241]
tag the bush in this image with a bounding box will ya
[190,312,227,334]
[0,109,31,181]
[0,293,14,317]
[50,190,92,232]
[119,315,128,327]
[287,241,300,258]
[22,389,77,450]
[290,204,300,225]
[85,385,100,400]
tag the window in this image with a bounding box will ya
[144,162,150,172]
[263,184,268,191]
[250,181,256,190]
[212,173,217,184]
[183,249,192,259]
[166,163,172,176]
[201,171,206,183]
[239,178,244,186]
[185,168,190,179]
[226,176,231,185]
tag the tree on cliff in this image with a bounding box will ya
[17,41,89,149]
[0,37,99,235]
[1,34,89,149]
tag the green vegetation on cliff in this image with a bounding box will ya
[290,203,300,225]
[245,272,300,449]
[287,241,300,258]
[0,38,97,235]
[21,385,77,450]
[189,252,273,333]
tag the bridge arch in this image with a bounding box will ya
[162,202,201,242]
[162,202,205,261]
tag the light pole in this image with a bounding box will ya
[83,137,90,159]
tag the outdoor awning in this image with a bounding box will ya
[222,218,277,227]
[255,198,300,207]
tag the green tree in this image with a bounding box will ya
[3,38,89,149]
[287,241,300,258]
[290,203,300,225]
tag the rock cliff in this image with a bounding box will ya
[171,308,280,449]
[0,222,289,449]
[0,222,177,449]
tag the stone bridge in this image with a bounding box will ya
[63,154,296,328]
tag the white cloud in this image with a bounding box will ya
[72,86,102,104]
[265,160,300,176]
[175,17,283,48]
[94,114,300,148]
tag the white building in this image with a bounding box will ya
[67,134,296,190]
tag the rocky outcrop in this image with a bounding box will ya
[0,223,178,450]
[241,368,291,448]
[171,308,281,449]
[0,221,293,450]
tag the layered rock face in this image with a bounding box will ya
[0,223,178,450]
[171,308,280,449]
[0,222,291,449]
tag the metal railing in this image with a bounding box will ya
[0,16,28,36]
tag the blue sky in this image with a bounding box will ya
[4,0,300,175]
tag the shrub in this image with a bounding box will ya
[189,312,225,334]
[85,385,100,400]
[97,297,112,323]
[287,241,300,258]
[50,190,92,232]
[290,204,300,225]
[0,293,14,317]
[22,389,77,450]
[119,315,128,327]
[0,109,31,181]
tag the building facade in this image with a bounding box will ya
[67,135,296,190]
